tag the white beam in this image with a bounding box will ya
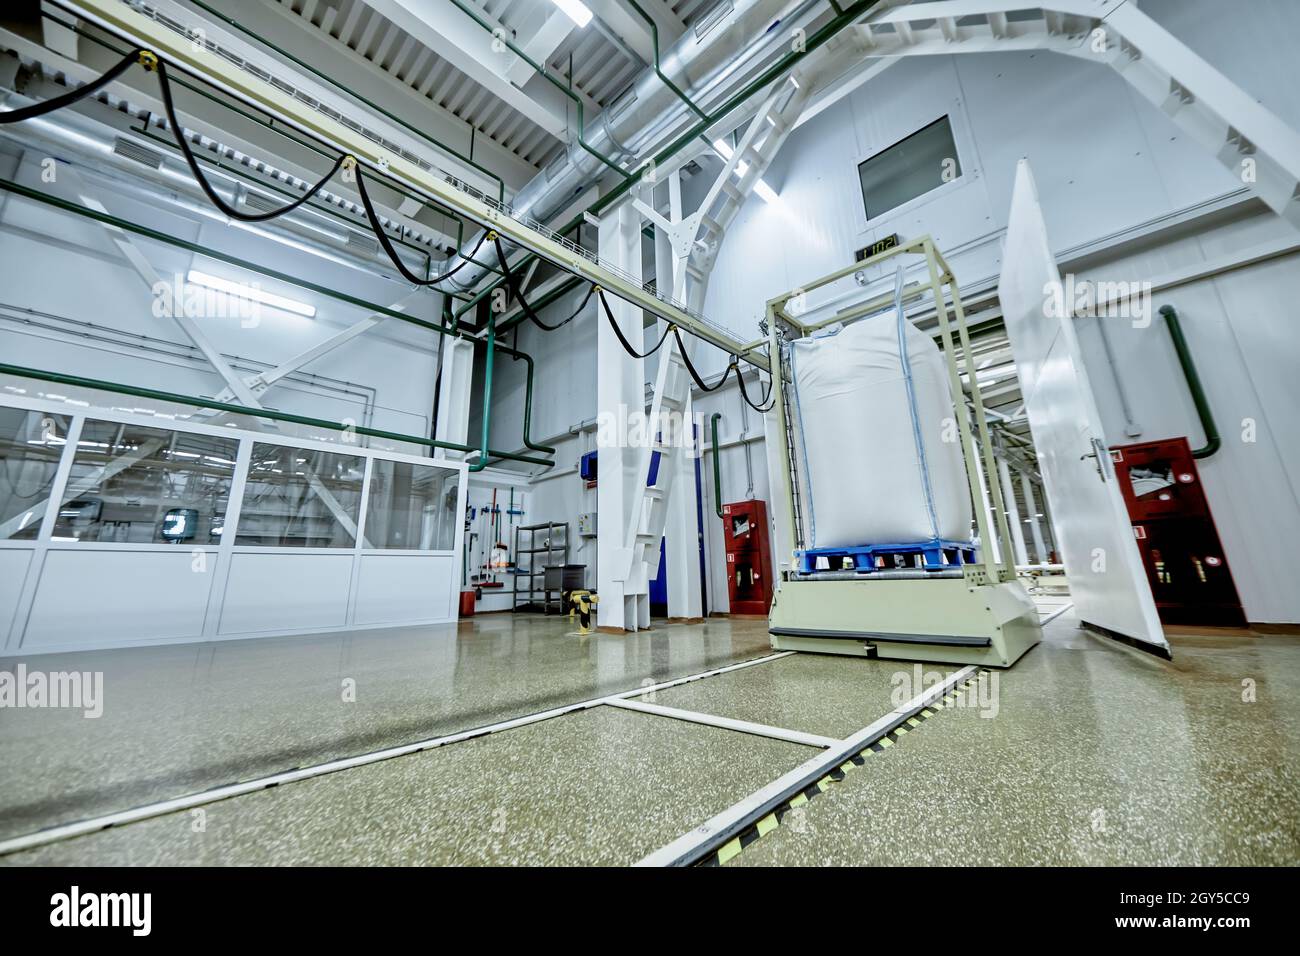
[505,8,575,88]
[146,0,537,191]
[358,0,574,141]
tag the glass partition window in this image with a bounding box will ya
[858,116,961,222]
[237,442,365,548]
[363,460,458,551]
[1,408,66,540]
[49,419,239,544]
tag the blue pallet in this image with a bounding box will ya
[796,539,977,574]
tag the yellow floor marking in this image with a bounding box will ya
[839,762,854,773]
[894,725,909,735]
[921,709,935,718]
[878,737,893,748]
[717,838,743,865]
[790,793,808,807]
[907,717,921,727]
[756,814,778,837]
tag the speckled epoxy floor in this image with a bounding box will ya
[0,615,772,840]
[3,609,1297,866]
[725,615,1300,866]
[4,707,810,866]
[651,653,956,739]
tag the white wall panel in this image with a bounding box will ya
[0,549,33,650]
[218,552,353,635]
[22,549,216,650]
[353,553,456,625]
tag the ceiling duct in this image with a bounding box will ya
[436,0,840,293]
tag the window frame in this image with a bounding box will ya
[856,115,965,227]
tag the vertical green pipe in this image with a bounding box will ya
[624,1,710,123]
[495,342,556,454]
[470,314,497,472]
[710,412,723,518]
[445,0,629,181]
[1159,305,1220,459]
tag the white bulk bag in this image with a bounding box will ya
[790,272,972,550]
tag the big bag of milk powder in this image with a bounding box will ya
[790,268,972,549]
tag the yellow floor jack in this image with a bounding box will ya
[568,590,599,634]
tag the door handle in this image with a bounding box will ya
[1080,437,1110,482]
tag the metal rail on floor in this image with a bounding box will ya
[604,698,842,750]
[0,651,794,857]
[1040,603,1075,626]
[636,665,978,867]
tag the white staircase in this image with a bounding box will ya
[616,332,696,609]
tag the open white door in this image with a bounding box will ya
[997,160,1169,657]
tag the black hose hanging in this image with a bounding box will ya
[0,48,144,124]
[672,328,733,393]
[598,290,673,359]
[156,60,344,222]
[492,237,593,331]
[736,363,776,413]
[355,163,487,285]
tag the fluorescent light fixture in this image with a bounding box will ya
[550,0,593,28]
[186,270,316,318]
[711,140,780,204]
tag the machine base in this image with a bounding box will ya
[768,576,1042,668]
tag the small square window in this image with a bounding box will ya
[858,116,961,222]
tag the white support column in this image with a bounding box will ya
[665,386,704,621]
[597,200,645,631]
[657,172,703,621]
[997,454,1030,566]
[1020,470,1048,564]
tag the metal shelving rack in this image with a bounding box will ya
[512,521,569,614]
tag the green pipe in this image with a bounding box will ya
[623,0,710,124]
[445,0,629,182]
[710,412,723,518]
[1159,305,1221,459]
[0,361,551,466]
[0,177,555,469]
[180,0,507,203]
[471,313,497,472]
[456,1,885,327]
[492,340,556,455]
